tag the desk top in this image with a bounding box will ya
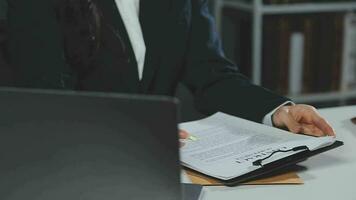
[201,105,356,200]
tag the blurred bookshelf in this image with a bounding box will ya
[215,0,356,105]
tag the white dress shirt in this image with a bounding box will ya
[114,0,289,126]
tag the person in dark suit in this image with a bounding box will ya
[0,18,13,85]
[5,0,335,137]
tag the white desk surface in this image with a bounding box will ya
[200,105,356,200]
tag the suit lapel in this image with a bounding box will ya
[98,0,185,93]
[97,0,140,93]
[139,0,172,93]
[139,0,190,93]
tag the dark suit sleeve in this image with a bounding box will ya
[6,0,76,89]
[181,0,290,123]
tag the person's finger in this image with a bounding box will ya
[280,112,302,134]
[180,142,186,147]
[311,115,335,136]
[300,124,325,137]
[179,130,189,139]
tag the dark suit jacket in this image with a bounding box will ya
[0,19,13,85]
[5,0,289,122]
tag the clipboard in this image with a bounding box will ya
[185,140,343,186]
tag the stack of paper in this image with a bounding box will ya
[179,113,336,181]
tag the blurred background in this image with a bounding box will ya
[0,0,355,111]
[217,0,356,108]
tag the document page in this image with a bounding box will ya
[179,112,335,180]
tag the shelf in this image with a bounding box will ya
[262,2,356,15]
[288,90,356,103]
[223,0,253,12]
[221,1,356,14]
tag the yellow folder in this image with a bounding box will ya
[184,169,303,186]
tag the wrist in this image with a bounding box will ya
[272,105,293,128]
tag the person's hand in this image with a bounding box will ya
[179,130,189,147]
[272,104,335,137]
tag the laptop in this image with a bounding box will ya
[0,87,188,200]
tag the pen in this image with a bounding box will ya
[187,135,198,141]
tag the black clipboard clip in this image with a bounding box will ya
[252,146,309,167]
